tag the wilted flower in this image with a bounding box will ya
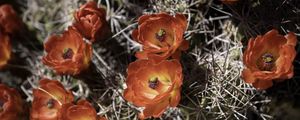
[124,59,183,119]
[0,4,22,34]
[0,31,11,69]
[42,27,92,75]
[0,84,23,120]
[58,99,101,120]
[242,29,297,89]
[31,79,74,120]
[98,116,107,120]
[73,1,109,42]
[220,0,239,4]
[132,13,189,61]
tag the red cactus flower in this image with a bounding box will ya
[242,29,297,89]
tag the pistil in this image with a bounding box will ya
[155,29,166,42]
[257,53,275,71]
[148,77,159,89]
[62,48,74,59]
[47,99,55,109]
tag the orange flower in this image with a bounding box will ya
[73,1,109,42]
[31,79,74,120]
[58,99,100,120]
[0,4,22,34]
[0,31,11,69]
[132,13,189,61]
[242,29,297,89]
[42,27,92,75]
[123,59,183,119]
[0,84,23,120]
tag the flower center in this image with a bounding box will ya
[62,48,74,59]
[155,29,166,42]
[0,100,4,112]
[47,99,55,109]
[148,77,159,89]
[257,53,275,71]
